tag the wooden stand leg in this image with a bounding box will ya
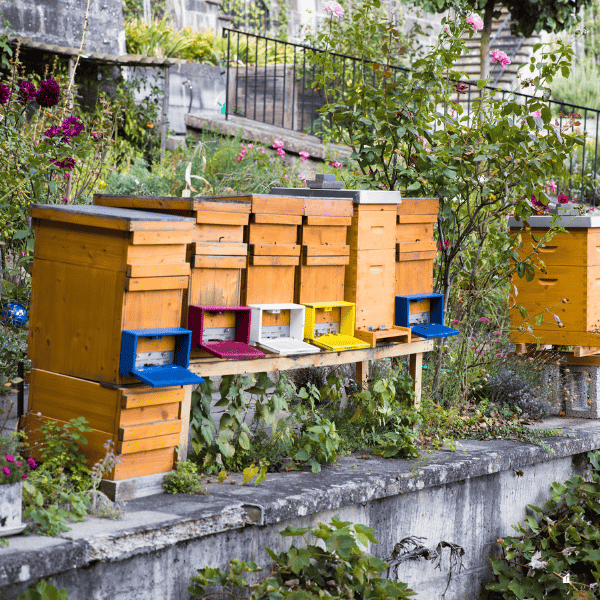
[356,361,369,390]
[409,352,423,410]
[179,384,193,462]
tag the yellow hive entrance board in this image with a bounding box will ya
[303,301,370,351]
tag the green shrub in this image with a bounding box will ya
[163,460,207,494]
[551,55,600,112]
[18,580,69,600]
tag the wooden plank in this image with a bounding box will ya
[396,250,437,262]
[125,276,188,291]
[119,419,181,441]
[397,241,437,253]
[118,433,181,455]
[296,264,346,304]
[305,216,352,226]
[189,267,243,307]
[303,198,353,217]
[192,255,247,269]
[119,403,181,427]
[127,263,190,277]
[193,199,251,213]
[303,245,349,257]
[94,194,195,211]
[509,329,600,348]
[397,214,437,224]
[34,223,129,272]
[409,351,423,409]
[196,211,248,225]
[252,214,302,225]
[397,198,439,216]
[347,210,396,251]
[250,244,301,256]
[573,346,600,358]
[396,222,434,243]
[302,225,348,246]
[112,448,176,480]
[248,223,299,245]
[121,387,184,409]
[194,223,245,243]
[395,258,434,296]
[192,242,247,256]
[250,195,305,216]
[303,255,350,266]
[354,326,411,348]
[408,300,430,314]
[179,385,193,462]
[356,361,369,390]
[135,336,176,354]
[188,338,434,377]
[130,231,192,246]
[126,244,187,266]
[249,255,299,266]
[122,288,185,333]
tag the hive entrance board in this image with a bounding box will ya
[353,325,412,348]
[395,294,459,340]
[249,304,320,355]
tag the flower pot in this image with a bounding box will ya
[0,481,26,537]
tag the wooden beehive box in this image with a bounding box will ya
[93,195,252,318]
[296,198,353,303]
[396,197,438,296]
[241,194,305,304]
[509,213,600,347]
[28,204,194,385]
[23,369,184,480]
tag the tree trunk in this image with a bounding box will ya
[480,1,495,80]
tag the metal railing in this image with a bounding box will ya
[223,28,600,205]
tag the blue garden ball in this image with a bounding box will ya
[0,302,28,327]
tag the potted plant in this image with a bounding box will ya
[0,447,36,537]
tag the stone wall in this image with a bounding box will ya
[0,0,126,55]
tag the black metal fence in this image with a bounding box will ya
[223,28,600,204]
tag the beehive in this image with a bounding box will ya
[509,213,600,347]
[296,198,353,303]
[22,369,184,480]
[396,198,438,296]
[93,195,252,318]
[242,194,304,304]
[28,204,194,385]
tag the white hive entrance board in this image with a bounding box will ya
[248,303,320,355]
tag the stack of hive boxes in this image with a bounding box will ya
[22,204,197,481]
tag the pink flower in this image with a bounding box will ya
[61,197,69,203]
[22,474,27,479]
[451,319,461,325]
[299,151,310,162]
[491,50,511,69]
[329,160,343,169]
[272,139,284,149]
[466,13,484,32]
[277,148,286,158]
[236,156,243,162]
[5,455,15,463]
[492,330,502,336]
[26,458,36,469]
[557,194,570,204]
[478,317,490,323]
[547,180,557,194]
[530,111,541,118]
[324,0,344,18]
[92,133,100,139]
[247,143,253,149]
[1,467,10,477]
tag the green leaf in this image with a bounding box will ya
[239,431,250,451]
[288,547,312,574]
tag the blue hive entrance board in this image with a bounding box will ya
[395,294,459,340]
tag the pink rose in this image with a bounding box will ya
[299,151,310,162]
[490,50,511,69]
[466,13,484,32]
[324,0,344,18]
[272,139,284,149]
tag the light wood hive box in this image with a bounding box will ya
[23,369,183,480]
[296,198,353,304]
[345,204,397,330]
[93,195,252,324]
[28,204,194,385]
[396,198,438,296]
[509,217,600,347]
[241,195,305,304]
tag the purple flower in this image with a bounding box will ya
[36,78,60,108]
[5,455,15,463]
[18,81,37,103]
[44,125,61,139]
[26,457,36,469]
[1,467,10,477]
[530,194,547,209]
[61,116,83,140]
[0,84,10,105]
[478,317,490,323]
[22,474,27,480]
[51,157,76,170]
[557,194,570,204]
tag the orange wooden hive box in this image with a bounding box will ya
[22,369,184,480]
[509,212,600,347]
[28,204,194,385]
[296,197,353,304]
[396,197,438,296]
[93,194,252,322]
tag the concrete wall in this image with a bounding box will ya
[0,0,126,55]
[2,419,599,600]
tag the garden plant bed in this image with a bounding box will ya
[2,418,600,600]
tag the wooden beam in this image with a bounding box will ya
[355,361,369,390]
[409,352,423,410]
[179,385,193,462]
